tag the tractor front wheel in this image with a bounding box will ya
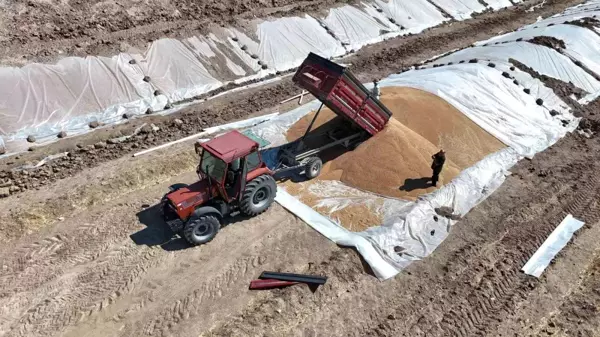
[240,175,277,216]
[183,215,220,246]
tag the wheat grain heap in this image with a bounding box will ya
[287,87,505,201]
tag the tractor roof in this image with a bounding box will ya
[201,130,259,163]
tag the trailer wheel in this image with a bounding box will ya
[240,175,277,216]
[304,157,322,180]
[183,215,220,245]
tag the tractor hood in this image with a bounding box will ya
[166,180,213,214]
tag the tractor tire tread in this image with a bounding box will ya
[240,175,276,216]
[183,215,220,246]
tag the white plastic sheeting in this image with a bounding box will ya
[275,189,399,280]
[364,148,521,271]
[0,54,158,140]
[522,214,585,277]
[323,4,400,51]
[248,86,524,278]
[520,8,600,29]
[255,15,346,72]
[429,0,486,20]
[433,42,600,94]
[374,0,448,33]
[132,39,223,102]
[484,0,514,10]
[0,0,523,156]
[385,64,577,157]
[478,24,600,76]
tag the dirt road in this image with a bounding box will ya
[2,1,600,336]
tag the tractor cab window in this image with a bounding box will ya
[200,150,227,183]
[246,151,261,171]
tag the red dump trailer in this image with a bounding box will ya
[264,53,393,180]
[292,52,392,136]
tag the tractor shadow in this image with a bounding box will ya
[130,202,252,252]
[399,177,432,192]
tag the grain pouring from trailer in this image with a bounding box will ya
[264,52,393,179]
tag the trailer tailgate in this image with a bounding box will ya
[292,52,392,135]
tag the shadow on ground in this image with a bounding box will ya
[131,200,252,251]
[399,177,432,192]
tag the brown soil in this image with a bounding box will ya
[3,2,600,337]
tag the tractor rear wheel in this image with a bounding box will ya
[304,157,322,180]
[240,174,277,216]
[183,215,220,245]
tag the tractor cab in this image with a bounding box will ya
[195,130,267,202]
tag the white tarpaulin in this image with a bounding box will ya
[374,0,448,33]
[255,15,346,72]
[429,0,487,20]
[323,4,400,51]
[478,24,600,76]
[132,39,223,102]
[0,54,157,140]
[384,64,577,157]
[433,42,600,94]
[484,0,514,10]
[520,9,600,29]
[249,88,524,278]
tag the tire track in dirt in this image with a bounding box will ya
[396,175,600,336]
[536,252,600,336]
[134,209,330,337]
[3,244,164,337]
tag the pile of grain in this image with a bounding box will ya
[320,118,461,199]
[381,87,505,168]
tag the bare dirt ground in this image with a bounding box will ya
[3,0,600,337]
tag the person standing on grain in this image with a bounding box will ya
[371,79,380,99]
[431,149,446,187]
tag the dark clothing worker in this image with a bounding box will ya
[431,150,446,187]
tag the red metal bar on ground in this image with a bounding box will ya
[249,279,299,290]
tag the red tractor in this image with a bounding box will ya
[160,130,278,245]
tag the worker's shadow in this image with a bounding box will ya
[399,177,432,192]
[130,202,252,251]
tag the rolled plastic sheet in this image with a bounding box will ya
[522,214,585,277]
